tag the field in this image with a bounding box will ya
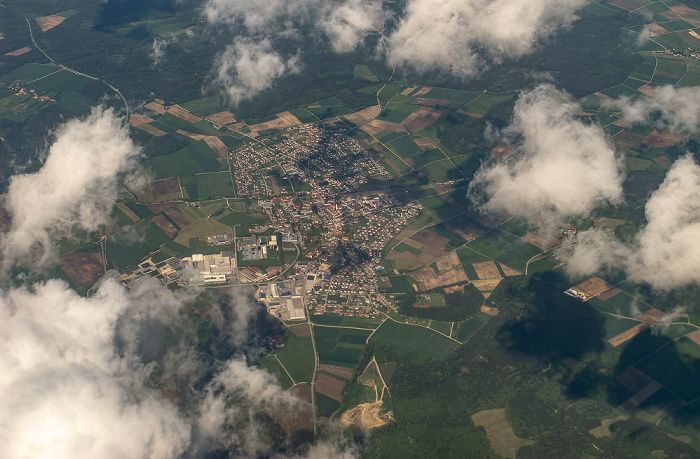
[471,408,534,458]
[410,252,469,291]
[314,326,371,367]
[195,172,233,200]
[467,230,541,273]
[106,219,171,269]
[60,252,102,287]
[274,333,315,383]
[369,319,459,359]
[315,373,346,402]
[311,313,383,329]
[147,140,221,179]
[259,354,294,390]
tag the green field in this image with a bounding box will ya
[195,171,234,199]
[275,333,315,383]
[353,64,379,82]
[636,337,700,401]
[311,313,383,329]
[463,92,516,115]
[369,319,459,359]
[259,354,294,390]
[467,229,541,273]
[106,219,171,269]
[314,326,371,367]
[147,140,221,179]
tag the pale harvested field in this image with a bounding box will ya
[204,136,228,158]
[458,110,484,118]
[345,105,380,125]
[500,265,521,277]
[401,87,416,96]
[145,101,166,114]
[35,15,66,31]
[360,119,406,136]
[646,23,668,35]
[316,373,345,402]
[207,111,237,125]
[473,261,502,280]
[471,408,534,459]
[413,137,437,151]
[5,47,31,56]
[115,202,141,223]
[319,365,353,379]
[288,324,310,337]
[571,276,612,299]
[167,106,201,123]
[129,114,156,127]
[136,124,166,136]
[413,87,432,97]
[687,329,700,346]
[250,111,301,131]
[401,106,442,132]
[411,252,468,290]
[471,279,502,298]
[481,304,499,316]
[176,129,206,140]
[636,308,666,323]
[609,324,650,347]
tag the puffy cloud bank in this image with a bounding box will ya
[205,0,381,101]
[606,85,700,132]
[386,0,585,78]
[1,107,139,265]
[469,85,625,231]
[569,155,700,290]
[211,37,301,105]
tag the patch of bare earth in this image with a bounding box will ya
[471,408,534,459]
[35,15,66,32]
[60,253,103,287]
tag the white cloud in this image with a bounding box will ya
[1,108,139,265]
[211,37,301,105]
[204,0,381,53]
[607,85,700,132]
[319,0,383,53]
[469,85,625,232]
[0,278,192,459]
[569,155,700,290]
[386,0,585,78]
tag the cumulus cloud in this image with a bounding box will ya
[386,0,584,78]
[204,0,381,53]
[1,108,139,265]
[469,85,625,232]
[607,85,700,132]
[0,274,352,458]
[0,278,192,459]
[211,37,301,105]
[569,155,700,290]
[319,0,383,53]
